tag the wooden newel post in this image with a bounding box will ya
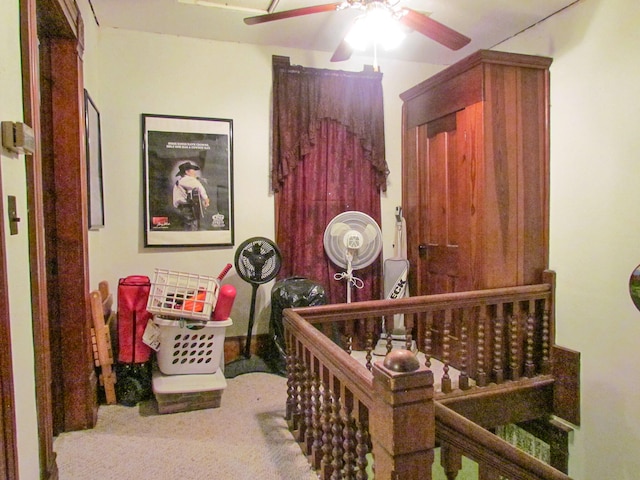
[370,350,435,480]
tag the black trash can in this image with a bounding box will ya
[266,277,327,374]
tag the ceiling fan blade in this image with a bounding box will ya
[330,38,353,62]
[244,2,342,25]
[399,9,470,51]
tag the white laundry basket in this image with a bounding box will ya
[154,316,232,375]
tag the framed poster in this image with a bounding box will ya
[142,114,234,247]
[85,90,105,229]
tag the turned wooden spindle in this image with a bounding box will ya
[355,419,370,480]
[292,359,304,431]
[493,303,504,384]
[302,367,313,447]
[404,314,414,351]
[321,389,334,479]
[311,375,324,468]
[441,443,463,480]
[476,305,488,387]
[441,309,452,394]
[342,405,356,478]
[285,342,296,421]
[424,311,433,369]
[384,315,394,354]
[524,299,536,377]
[542,300,551,374]
[330,394,343,480]
[365,319,374,372]
[459,308,470,390]
[509,302,520,381]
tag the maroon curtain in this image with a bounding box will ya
[272,58,387,304]
[271,57,388,194]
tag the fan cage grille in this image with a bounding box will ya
[323,211,383,270]
[235,238,282,284]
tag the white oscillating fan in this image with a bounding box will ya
[323,211,383,303]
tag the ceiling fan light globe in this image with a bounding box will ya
[345,17,369,50]
[379,27,405,50]
[344,7,405,51]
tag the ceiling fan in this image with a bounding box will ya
[244,0,471,62]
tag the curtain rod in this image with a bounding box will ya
[272,55,382,77]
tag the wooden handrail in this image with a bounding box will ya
[435,403,571,480]
[289,282,552,323]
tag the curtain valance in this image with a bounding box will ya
[271,57,389,192]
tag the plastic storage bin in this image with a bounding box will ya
[154,316,232,375]
[152,369,227,414]
[146,269,220,321]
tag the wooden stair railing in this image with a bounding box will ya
[284,271,579,427]
[285,310,437,479]
[283,270,579,479]
[435,403,571,480]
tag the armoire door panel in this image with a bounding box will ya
[402,123,423,295]
[452,104,481,292]
[423,117,464,295]
[426,244,459,276]
[426,130,450,246]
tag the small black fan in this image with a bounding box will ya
[234,237,282,358]
[228,238,282,378]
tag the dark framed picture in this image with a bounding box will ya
[142,114,234,247]
[85,90,105,230]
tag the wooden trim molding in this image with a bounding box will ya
[18,0,89,475]
[48,37,95,432]
[20,0,59,477]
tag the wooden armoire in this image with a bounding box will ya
[401,50,552,296]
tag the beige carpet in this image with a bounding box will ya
[54,372,319,480]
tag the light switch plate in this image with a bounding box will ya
[7,195,19,235]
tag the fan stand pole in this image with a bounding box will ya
[243,283,259,358]
[346,254,353,304]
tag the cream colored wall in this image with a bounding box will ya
[89,26,438,337]
[497,0,640,478]
[6,0,631,477]
[0,2,40,479]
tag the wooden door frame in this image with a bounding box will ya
[17,0,93,477]
[19,0,58,477]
